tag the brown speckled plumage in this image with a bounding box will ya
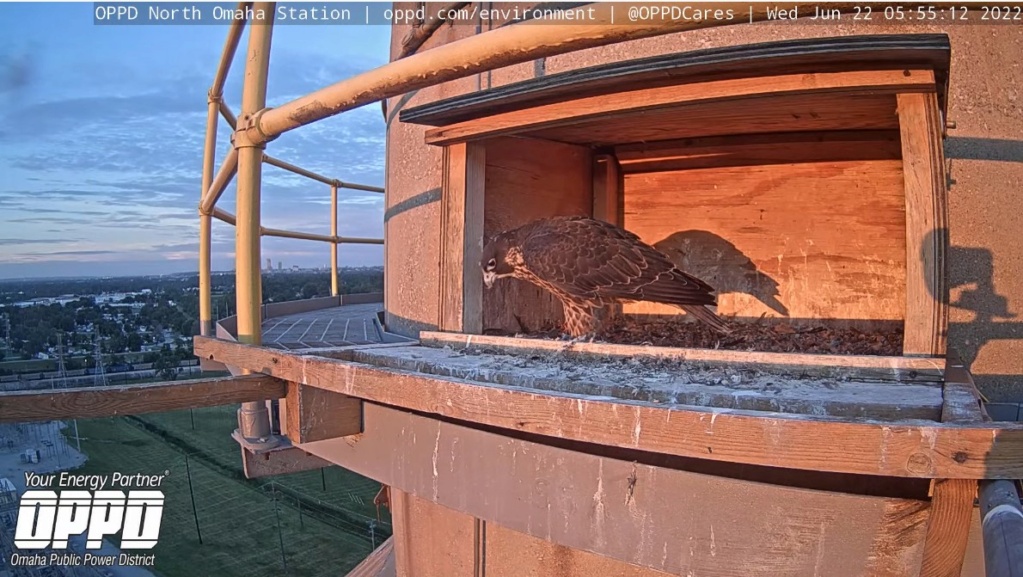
[480,216,730,338]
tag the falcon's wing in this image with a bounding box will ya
[519,218,717,307]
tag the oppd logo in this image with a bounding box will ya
[9,471,167,569]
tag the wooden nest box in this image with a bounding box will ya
[186,33,1023,577]
[401,34,952,359]
[179,32,1023,577]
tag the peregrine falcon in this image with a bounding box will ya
[480,216,731,339]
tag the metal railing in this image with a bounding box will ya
[196,4,384,341]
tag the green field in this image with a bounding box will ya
[70,406,390,577]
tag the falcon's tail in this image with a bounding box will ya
[680,304,732,335]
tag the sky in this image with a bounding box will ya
[0,2,392,279]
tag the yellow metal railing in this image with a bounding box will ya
[196,2,383,341]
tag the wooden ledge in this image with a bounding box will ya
[194,336,1023,480]
[0,375,287,423]
[419,331,946,383]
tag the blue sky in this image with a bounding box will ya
[0,3,391,279]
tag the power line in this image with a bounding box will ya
[92,331,106,388]
[56,332,80,453]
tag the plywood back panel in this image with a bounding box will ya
[482,137,593,334]
[623,149,907,323]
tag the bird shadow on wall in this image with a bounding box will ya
[941,138,1023,399]
[924,228,1020,395]
[653,230,789,317]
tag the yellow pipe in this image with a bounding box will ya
[244,2,871,143]
[213,208,237,226]
[199,4,248,339]
[200,148,238,215]
[220,101,238,129]
[337,236,384,245]
[214,214,383,246]
[199,98,219,337]
[212,3,250,96]
[263,154,333,186]
[259,228,382,244]
[235,4,273,348]
[263,154,384,193]
[260,227,333,243]
[235,3,275,441]
[334,180,385,194]
[330,183,339,297]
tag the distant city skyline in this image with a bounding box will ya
[0,3,390,279]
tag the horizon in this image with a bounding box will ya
[0,3,390,280]
[0,264,386,285]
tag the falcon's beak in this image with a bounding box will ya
[483,270,496,289]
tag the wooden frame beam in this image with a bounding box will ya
[898,91,949,357]
[284,382,363,443]
[592,153,623,324]
[239,444,332,479]
[592,153,622,227]
[438,142,485,333]
[423,69,936,145]
[0,375,286,423]
[193,336,1023,479]
[919,351,986,576]
[614,130,903,173]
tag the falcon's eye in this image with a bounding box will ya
[486,258,497,271]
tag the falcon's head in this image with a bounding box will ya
[480,234,517,289]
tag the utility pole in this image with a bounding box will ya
[1,313,10,351]
[56,333,80,452]
[93,332,107,388]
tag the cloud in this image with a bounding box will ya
[27,249,117,256]
[0,11,390,279]
[0,238,59,246]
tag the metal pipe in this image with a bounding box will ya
[397,2,470,59]
[979,480,1023,577]
[263,154,334,185]
[213,216,382,245]
[200,148,238,214]
[245,2,866,143]
[263,154,384,192]
[212,2,250,96]
[235,2,275,442]
[213,208,237,226]
[199,99,220,337]
[260,226,334,243]
[330,183,339,297]
[220,101,238,129]
[334,180,385,194]
[337,236,384,245]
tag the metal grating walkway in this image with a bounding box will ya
[260,303,400,350]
